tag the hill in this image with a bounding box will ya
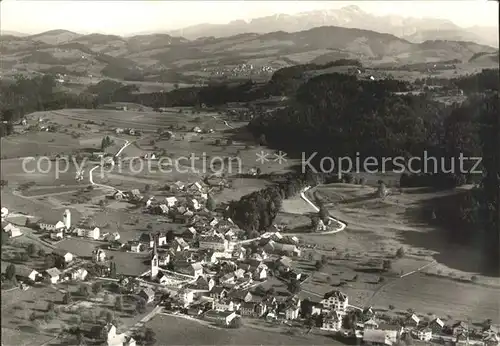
[0,26,497,89]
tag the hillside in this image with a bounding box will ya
[0,26,497,89]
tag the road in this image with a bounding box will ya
[300,186,347,234]
[88,138,131,192]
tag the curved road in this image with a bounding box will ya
[88,138,131,192]
[300,186,347,234]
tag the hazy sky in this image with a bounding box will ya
[1,0,498,35]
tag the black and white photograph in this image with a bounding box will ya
[0,1,499,345]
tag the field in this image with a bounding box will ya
[278,182,500,322]
[146,314,339,345]
[2,104,499,343]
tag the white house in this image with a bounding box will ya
[214,299,235,312]
[172,237,189,252]
[178,289,195,307]
[50,229,64,240]
[76,227,100,240]
[39,220,65,232]
[106,232,121,242]
[413,328,432,341]
[189,262,204,278]
[93,249,106,262]
[320,290,348,314]
[53,249,74,262]
[44,267,61,284]
[3,223,22,238]
[165,197,178,207]
[67,268,88,281]
[363,329,392,346]
[190,199,201,210]
[130,242,143,253]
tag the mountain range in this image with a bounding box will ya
[164,6,498,48]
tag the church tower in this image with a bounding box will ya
[63,209,71,230]
[150,235,159,280]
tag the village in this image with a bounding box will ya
[2,164,499,346]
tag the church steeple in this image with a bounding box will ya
[150,234,159,280]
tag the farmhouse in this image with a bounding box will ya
[321,311,343,331]
[2,222,22,238]
[138,288,155,303]
[199,234,228,251]
[106,232,121,242]
[203,310,237,326]
[92,249,106,262]
[50,229,64,240]
[413,328,432,341]
[172,237,190,252]
[363,329,393,346]
[165,197,178,207]
[76,227,100,240]
[52,249,74,263]
[44,267,62,284]
[38,220,65,232]
[321,290,348,314]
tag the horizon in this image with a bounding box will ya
[1,0,498,36]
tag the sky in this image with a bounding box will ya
[1,0,498,35]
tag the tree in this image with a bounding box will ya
[377,181,388,199]
[310,216,319,229]
[144,328,156,345]
[318,205,329,222]
[44,254,56,269]
[63,292,72,305]
[395,247,405,258]
[258,134,267,146]
[37,248,46,257]
[106,310,114,323]
[5,263,16,280]
[79,284,91,297]
[288,279,301,294]
[314,260,324,271]
[47,302,55,312]
[166,230,175,243]
[114,296,123,311]
[136,298,146,314]
[27,244,37,257]
[206,194,216,211]
[383,259,392,272]
[144,184,151,193]
[92,282,102,295]
[229,316,243,329]
[110,262,117,278]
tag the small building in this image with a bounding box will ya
[130,242,143,253]
[321,311,343,332]
[203,310,237,326]
[209,286,228,300]
[39,220,65,232]
[76,227,100,240]
[172,237,189,252]
[44,267,62,284]
[50,229,64,240]
[138,288,155,304]
[52,249,74,263]
[106,232,121,242]
[92,249,106,262]
[452,321,469,336]
[165,197,178,207]
[1,207,8,219]
[363,329,392,346]
[429,317,445,334]
[320,290,348,314]
[191,126,202,133]
[3,223,22,238]
[183,227,197,240]
[413,328,432,341]
[189,262,203,278]
[406,313,420,328]
[67,268,88,281]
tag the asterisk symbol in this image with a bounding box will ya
[256,151,270,164]
[273,151,287,164]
